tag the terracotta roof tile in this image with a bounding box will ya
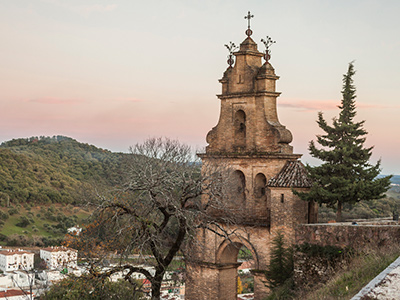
[0,250,33,256]
[41,246,77,253]
[268,160,312,188]
[0,289,32,297]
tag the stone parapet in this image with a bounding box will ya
[295,223,400,250]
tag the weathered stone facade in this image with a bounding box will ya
[185,26,317,300]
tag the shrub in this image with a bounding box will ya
[296,243,348,260]
[0,211,9,220]
[16,216,31,228]
[8,208,18,215]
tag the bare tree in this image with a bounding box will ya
[77,137,239,300]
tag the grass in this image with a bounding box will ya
[0,204,91,245]
[299,247,400,300]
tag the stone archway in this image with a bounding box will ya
[215,237,260,299]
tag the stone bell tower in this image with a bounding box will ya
[206,37,293,156]
[186,12,317,300]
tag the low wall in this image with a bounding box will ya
[294,223,400,287]
[296,223,400,250]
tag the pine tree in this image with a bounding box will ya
[296,62,392,221]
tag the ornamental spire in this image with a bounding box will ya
[224,42,238,68]
[244,11,254,37]
[261,36,276,63]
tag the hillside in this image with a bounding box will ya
[0,136,124,205]
[389,175,400,185]
[0,135,399,219]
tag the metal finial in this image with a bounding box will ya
[224,42,238,68]
[244,11,254,37]
[261,36,276,63]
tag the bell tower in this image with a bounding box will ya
[206,28,293,155]
[186,13,317,300]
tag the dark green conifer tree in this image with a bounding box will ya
[296,62,391,221]
[265,232,293,289]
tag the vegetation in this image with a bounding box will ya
[295,63,392,221]
[299,247,400,300]
[0,204,90,247]
[0,135,123,205]
[68,138,237,300]
[296,243,347,260]
[41,275,143,300]
[262,232,294,300]
[264,242,399,299]
[265,232,293,289]
[318,195,400,222]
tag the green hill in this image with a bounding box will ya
[0,136,124,206]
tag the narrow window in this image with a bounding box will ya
[281,194,284,203]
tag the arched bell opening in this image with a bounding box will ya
[253,173,270,223]
[254,173,267,198]
[234,110,246,150]
[230,170,246,210]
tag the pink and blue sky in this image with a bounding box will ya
[1,0,399,174]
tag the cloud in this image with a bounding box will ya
[280,99,397,112]
[27,97,85,105]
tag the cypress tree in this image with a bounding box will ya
[296,62,392,221]
[265,232,293,289]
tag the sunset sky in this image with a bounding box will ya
[1,0,399,174]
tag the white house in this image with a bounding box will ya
[6,271,33,289]
[0,274,13,288]
[40,246,77,270]
[0,250,34,272]
[67,225,82,235]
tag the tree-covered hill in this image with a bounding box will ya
[0,136,124,205]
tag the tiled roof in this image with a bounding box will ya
[0,250,33,256]
[0,289,32,297]
[268,160,312,188]
[41,246,77,253]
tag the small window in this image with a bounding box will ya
[281,194,284,203]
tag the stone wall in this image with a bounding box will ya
[296,223,400,250]
[294,223,400,287]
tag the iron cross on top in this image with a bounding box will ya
[244,11,254,37]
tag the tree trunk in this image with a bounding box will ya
[336,201,343,222]
[151,273,164,300]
